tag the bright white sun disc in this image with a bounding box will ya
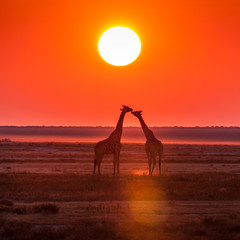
[98,27,141,66]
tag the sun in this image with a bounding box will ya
[98,27,141,66]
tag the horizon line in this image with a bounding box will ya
[0,125,239,128]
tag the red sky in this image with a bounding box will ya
[0,0,239,127]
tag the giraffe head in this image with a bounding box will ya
[120,105,133,113]
[131,111,142,118]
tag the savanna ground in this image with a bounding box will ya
[1,142,240,239]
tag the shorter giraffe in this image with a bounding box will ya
[94,105,133,175]
[131,111,163,175]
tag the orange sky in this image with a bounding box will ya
[0,0,239,126]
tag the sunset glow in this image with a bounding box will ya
[1,2,240,237]
[0,0,239,126]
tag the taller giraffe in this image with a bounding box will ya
[93,105,133,175]
[131,111,163,175]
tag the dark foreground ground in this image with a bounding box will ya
[1,173,240,201]
[1,173,240,240]
[1,142,240,239]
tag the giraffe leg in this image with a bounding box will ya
[152,155,156,174]
[98,162,101,175]
[113,154,116,175]
[95,156,102,175]
[147,152,152,176]
[113,151,120,175]
[98,156,103,175]
[93,158,97,176]
[158,145,163,175]
[158,154,161,175]
[159,152,163,175]
[116,151,120,175]
[117,161,120,175]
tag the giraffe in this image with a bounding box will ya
[93,105,133,175]
[131,111,163,175]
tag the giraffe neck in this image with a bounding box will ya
[138,116,154,139]
[110,111,126,140]
[115,111,126,132]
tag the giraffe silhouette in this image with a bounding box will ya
[93,105,133,175]
[131,111,163,175]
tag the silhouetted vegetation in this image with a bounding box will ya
[0,200,14,206]
[0,202,59,215]
[0,138,12,142]
[32,203,59,214]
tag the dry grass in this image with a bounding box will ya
[1,172,240,201]
[1,172,240,239]
[1,142,240,164]
[1,142,240,239]
[0,215,240,240]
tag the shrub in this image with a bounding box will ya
[32,203,59,214]
[0,200,14,207]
